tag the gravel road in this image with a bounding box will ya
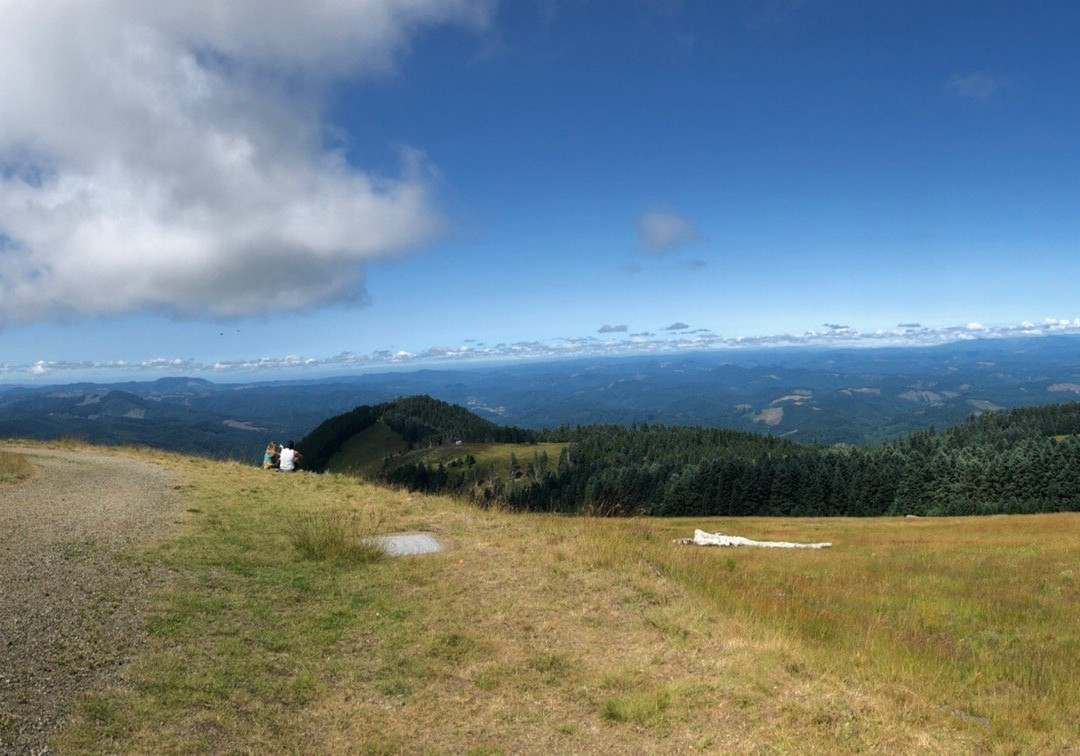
[0,445,183,755]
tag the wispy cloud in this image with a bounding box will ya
[947,72,1001,100]
[7,318,1080,381]
[751,0,806,27]
[637,209,701,254]
[598,324,629,333]
[664,322,690,331]
[0,1,492,324]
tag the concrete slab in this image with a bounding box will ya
[371,532,444,557]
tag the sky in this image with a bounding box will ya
[1,1,1078,382]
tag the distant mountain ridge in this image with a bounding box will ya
[3,335,1080,460]
[0,379,378,460]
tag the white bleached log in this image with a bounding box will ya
[675,529,832,549]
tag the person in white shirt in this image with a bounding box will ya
[278,441,302,472]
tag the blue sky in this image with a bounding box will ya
[1,1,1078,381]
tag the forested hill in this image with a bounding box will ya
[299,395,536,472]
[307,397,1080,519]
[508,405,1080,517]
[940,401,1080,446]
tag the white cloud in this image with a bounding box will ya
[0,0,492,323]
[10,318,1080,381]
[947,72,1000,100]
[637,209,701,254]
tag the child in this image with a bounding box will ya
[262,441,279,470]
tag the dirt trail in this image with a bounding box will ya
[0,446,183,754]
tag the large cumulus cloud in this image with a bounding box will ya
[0,0,492,322]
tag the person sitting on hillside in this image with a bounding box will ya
[262,441,279,470]
[278,440,302,472]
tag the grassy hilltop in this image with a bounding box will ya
[42,447,1080,753]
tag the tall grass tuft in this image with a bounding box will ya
[601,688,673,726]
[291,511,386,565]
[0,451,35,484]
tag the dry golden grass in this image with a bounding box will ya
[602,515,1080,752]
[48,449,1080,753]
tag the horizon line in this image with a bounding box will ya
[4,317,1080,384]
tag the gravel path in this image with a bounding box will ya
[0,446,183,755]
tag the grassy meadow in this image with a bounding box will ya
[396,441,568,481]
[44,448,1080,753]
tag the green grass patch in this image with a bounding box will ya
[0,713,17,749]
[602,687,673,726]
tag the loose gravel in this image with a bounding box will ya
[0,445,183,755]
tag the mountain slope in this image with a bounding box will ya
[299,395,537,473]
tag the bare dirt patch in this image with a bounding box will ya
[751,407,784,426]
[0,445,182,754]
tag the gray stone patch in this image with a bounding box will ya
[371,532,444,557]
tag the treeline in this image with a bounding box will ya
[299,395,535,472]
[383,403,1080,517]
